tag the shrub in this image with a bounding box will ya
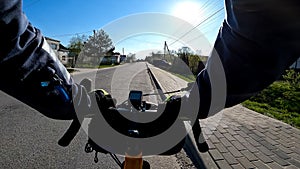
[243,69,300,128]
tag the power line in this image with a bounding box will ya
[128,37,164,45]
[197,12,224,30]
[169,7,224,47]
[170,0,219,38]
[185,25,221,44]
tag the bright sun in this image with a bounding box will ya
[172,1,202,24]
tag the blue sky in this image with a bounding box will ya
[23,0,224,57]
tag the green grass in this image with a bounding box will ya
[242,70,300,129]
[98,64,118,69]
[242,100,300,129]
[171,73,196,83]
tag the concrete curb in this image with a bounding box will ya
[146,64,216,168]
[184,122,219,169]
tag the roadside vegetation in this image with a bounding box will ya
[145,47,207,82]
[171,73,196,82]
[242,69,300,129]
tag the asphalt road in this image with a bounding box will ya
[0,62,195,169]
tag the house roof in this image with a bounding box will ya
[45,37,60,43]
[59,44,69,51]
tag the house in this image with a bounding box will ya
[45,37,73,66]
[290,57,300,70]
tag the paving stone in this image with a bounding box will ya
[290,153,300,162]
[278,130,292,139]
[217,126,228,134]
[227,128,238,135]
[267,162,284,169]
[256,126,268,133]
[203,127,213,135]
[244,124,255,131]
[231,164,246,169]
[254,152,273,163]
[270,154,291,166]
[253,160,271,169]
[285,165,299,169]
[252,129,265,137]
[237,157,255,169]
[272,149,291,160]
[277,145,294,154]
[215,143,228,153]
[291,129,300,139]
[291,126,300,133]
[268,129,280,136]
[223,133,236,141]
[257,146,274,156]
[214,130,224,139]
[277,139,295,148]
[287,158,300,168]
[264,132,280,141]
[216,160,232,169]
[245,137,261,147]
[220,123,229,129]
[230,124,241,131]
[259,141,277,150]
[222,152,239,165]
[281,127,294,134]
[209,149,224,161]
[220,138,233,147]
[238,126,252,134]
[242,142,259,153]
[206,123,218,132]
[206,139,216,149]
[208,134,220,144]
[291,139,300,149]
[270,125,282,132]
[228,146,243,158]
[236,130,249,138]
[231,140,246,151]
[240,150,258,161]
[291,147,300,155]
[264,136,279,145]
[249,133,263,142]
[258,125,269,129]
[234,135,247,143]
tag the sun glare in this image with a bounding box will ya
[172,1,202,24]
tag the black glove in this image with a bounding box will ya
[174,93,209,153]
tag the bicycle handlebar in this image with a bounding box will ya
[58,86,208,155]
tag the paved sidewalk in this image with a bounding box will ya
[149,65,300,169]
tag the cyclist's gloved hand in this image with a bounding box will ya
[0,1,93,120]
[180,93,209,152]
[166,92,209,153]
[91,89,116,111]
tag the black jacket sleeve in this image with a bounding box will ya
[0,0,87,120]
[193,0,300,118]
